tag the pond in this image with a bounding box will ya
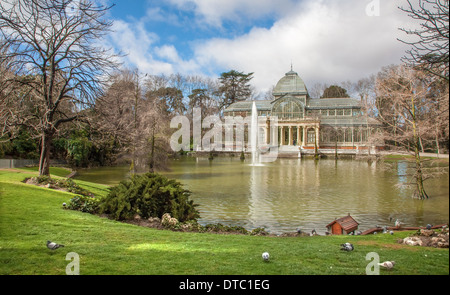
[75,157,449,234]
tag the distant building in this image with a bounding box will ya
[326,214,359,235]
[223,69,383,155]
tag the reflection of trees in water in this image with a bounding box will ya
[397,161,409,184]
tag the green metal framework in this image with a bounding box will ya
[272,97,304,119]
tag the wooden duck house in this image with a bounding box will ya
[326,214,359,235]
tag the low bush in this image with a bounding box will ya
[99,173,200,222]
[55,178,93,196]
[67,195,100,214]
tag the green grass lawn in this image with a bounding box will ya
[0,168,448,275]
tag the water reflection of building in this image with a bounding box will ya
[223,68,383,154]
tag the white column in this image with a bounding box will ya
[289,126,293,146]
[280,126,284,146]
[303,127,307,146]
[315,127,320,148]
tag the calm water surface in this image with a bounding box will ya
[76,157,449,234]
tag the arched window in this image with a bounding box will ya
[272,97,304,119]
[354,128,361,142]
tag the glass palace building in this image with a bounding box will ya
[223,69,383,155]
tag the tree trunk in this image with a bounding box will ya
[335,139,338,159]
[149,128,155,173]
[314,132,319,160]
[39,132,52,176]
[435,125,440,155]
[414,144,428,199]
[419,136,424,153]
[411,96,428,200]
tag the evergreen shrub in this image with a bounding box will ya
[99,173,199,222]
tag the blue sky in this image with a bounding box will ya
[102,0,416,95]
[107,0,277,60]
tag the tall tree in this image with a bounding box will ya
[398,0,449,81]
[321,85,350,98]
[216,70,254,110]
[96,70,171,173]
[0,0,119,176]
[375,64,441,199]
[416,76,449,154]
[153,87,186,116]
[143,84,171,172]
[95,70,136,161]
[188,88,218,118]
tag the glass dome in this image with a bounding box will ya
[273,70,308,96]
[272,97,304,119]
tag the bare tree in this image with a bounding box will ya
[309,82,328,99]
[94,70,135,158]
[414,77,449,154]
[399,0,449,81]
[375,64,445,199]
[97,69,173,173]
[142,92,171,172]
[0,0,120,176]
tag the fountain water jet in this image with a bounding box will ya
[250,101,263,166]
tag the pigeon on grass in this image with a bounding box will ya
[340,242,354,251]
[378,261,395,270]
[47,240,64,250]
[262,252,270,262]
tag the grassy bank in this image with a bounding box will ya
[382,153,450,162]
[0,168,448,275]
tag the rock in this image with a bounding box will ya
[419,229,435,237]
[161,213,178,227]
[403,236,423,246]
[181,223,193,231]
[431,236,449,248]
[161,213,172,225]
[148,217,161,223]
[437,241,449,248]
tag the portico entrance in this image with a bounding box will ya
[271,121,320,147]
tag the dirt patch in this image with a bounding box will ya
[355,240,420,251]
[23,176,94,196]
[125,216,165,230]
[24,177,68,192]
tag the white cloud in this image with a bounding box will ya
[109,19,174,74]
[107,0,415,95]
[168,0,298,27]
[107,5,202,76]
[189,0,413,93]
